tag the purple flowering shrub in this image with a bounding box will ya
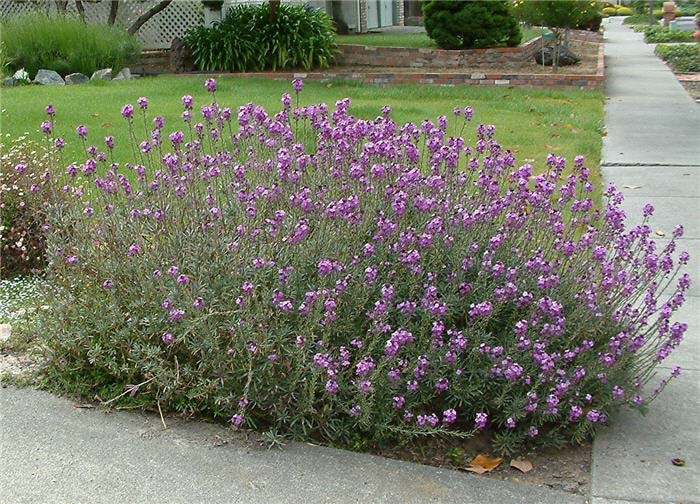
[30,79,690,454]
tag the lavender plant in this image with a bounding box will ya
[24,79,690,454]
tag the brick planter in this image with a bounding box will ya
[143,31,605,90]
[335,36,543,69]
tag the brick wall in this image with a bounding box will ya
[336,30,603,69]
[336,36,544,69]
[136,50,172,72]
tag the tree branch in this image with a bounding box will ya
[127,0,172,35]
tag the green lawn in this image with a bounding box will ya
[0,76,603,181]
[336,28,544,48]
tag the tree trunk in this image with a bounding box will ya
[75,0,86,22]
[55,0,68,14]
[108,0,119,26]
[269,0,280,24]
[127,0,172,35]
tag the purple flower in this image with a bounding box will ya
[182,95,194,109]
[137,96,149,110]
[121,104,134,119]
[643,203,654,217]
[176,274,190,285]
[45,104,55,116]
[474,412,488,430]
[349,404,361,417]
[40,120,52,135]
[292,78,303,93]
[102,280,113,289]
[128,243,141,256]
[193,297,205,309]
[205,78,217,93]
[14,163,26,174]
[104,135,115,149]
[442,408,457,424]
[325,380,339,394]
[231,413,244,426]
[65,255,78,266]
[506,417,516,429]
[162,332,174,345]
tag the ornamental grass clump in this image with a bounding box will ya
[24,79,690,455]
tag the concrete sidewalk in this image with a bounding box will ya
[590,18,700,504]
[0,386,582,504]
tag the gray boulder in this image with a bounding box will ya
[65,72,90,85]
[534,46,580,67]
[91,68,112,81]
[12,68,30,82]
[34,69,65,85]
[2,77,15,87]
[113,67,132,81]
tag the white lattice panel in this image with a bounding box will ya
[0,0,204,49]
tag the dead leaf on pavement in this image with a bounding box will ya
[622,185,641,189]
[460,454,503,474]
[510,458,533,473]
[544,144,561,151]
[671,458,686,467]
[655,230,666,237]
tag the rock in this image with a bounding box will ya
[65,72,89,85]
[113,67,132,80]
[34,69,65,85]
[12,68,30,82]
[2,77,15,87]
[91,68,112,81]
[0,324,11,344]
[535,45,580,66]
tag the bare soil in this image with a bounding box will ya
[375,432,591,496]
[678,78,700,102]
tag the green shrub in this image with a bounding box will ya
[0,12,141,78]
[184,3,336,72]
[602,6,617,16]
[18,79,691,456]
[514,0,602,31]
[423,0,521,49]
[623,13,658,25]
[643,26,697,42]
[577,11,604,31]
[616,6,633,15]
[655,43,700,71]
